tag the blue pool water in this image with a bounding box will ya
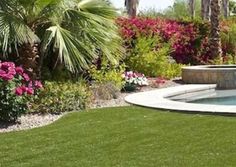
[191,96,236,106]
[169,89,236,106]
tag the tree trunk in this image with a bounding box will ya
[125,0,139,18]
[189,0,196,19]
[201,0,211,20]
[222,0,229,18]
[17,43,41,79]
[209,0,222,60]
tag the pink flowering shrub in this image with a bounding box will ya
[116,17,211,64]
[0,61,43,122]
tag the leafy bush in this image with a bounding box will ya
[221,22,236,62]
[125,36,183,78]
[116,17,210,65]
[164,63,183,79]
[89,62,125,100]
[89,62,125,90]
[0,62,42,122]
[29,81,91,113]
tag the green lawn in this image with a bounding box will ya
[1,106,236,166]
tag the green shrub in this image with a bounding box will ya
[221,23,236,61]
[89,62,125,100]
[29,81,92,113]
[125,36,182,79]
[89,62,125,90]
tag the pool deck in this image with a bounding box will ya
[125,84,236,114]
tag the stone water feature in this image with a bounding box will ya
[182,65,236,89]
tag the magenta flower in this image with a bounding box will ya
[0,61,43,99]
[1,62,15,70]
[15,67,24,75]
[22,73,30,81]
[2,74,14,81]
[21,86,28,92]
[34,80,43,89]
[26,87,34,95]
[15,87,23,96]
[28,81,33,88]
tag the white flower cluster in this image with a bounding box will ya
[123,71,149,86]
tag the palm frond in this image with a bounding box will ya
[77,0,119,19]
[62,0,123,65]
[41,25,96,72]
[0,11,39,54]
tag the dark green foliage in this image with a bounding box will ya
[29,81,92,113]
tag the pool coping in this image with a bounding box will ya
[182,65,236,71]
[125,84,236,114]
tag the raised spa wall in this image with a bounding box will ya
[182,65,236,89]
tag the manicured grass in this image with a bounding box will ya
[1,106,236,166]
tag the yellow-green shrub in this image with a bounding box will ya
[29,81,92,113]
[125,36,182,79]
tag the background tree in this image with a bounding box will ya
[222,0,229,18]
[0,0,122,79]
[189,0,196,19]
[163,0,191,19]
[201,0,211,20]
[162,0,201,20]
[209,0,222,59]
[125,0,139,17]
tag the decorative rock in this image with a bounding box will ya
[0,113,65,133]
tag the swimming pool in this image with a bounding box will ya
[125,85,236,114]
[192,96,236,105]
[190,89,236,106]
[169,89,236,106]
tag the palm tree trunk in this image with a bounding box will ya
[189,0,196,19]
[17,43,41,79]
[201,0,211,20]
[125,0,139,17]
[209,0,222,60]
[222,0,229,18]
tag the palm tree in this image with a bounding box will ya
[189,0,196,19]
[222,0,229,18]
[125,0,139,17]
[0,0,122,79]
[201,0,211,20]
[209,0,222,60]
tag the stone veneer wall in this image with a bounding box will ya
[182,65,236,89]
